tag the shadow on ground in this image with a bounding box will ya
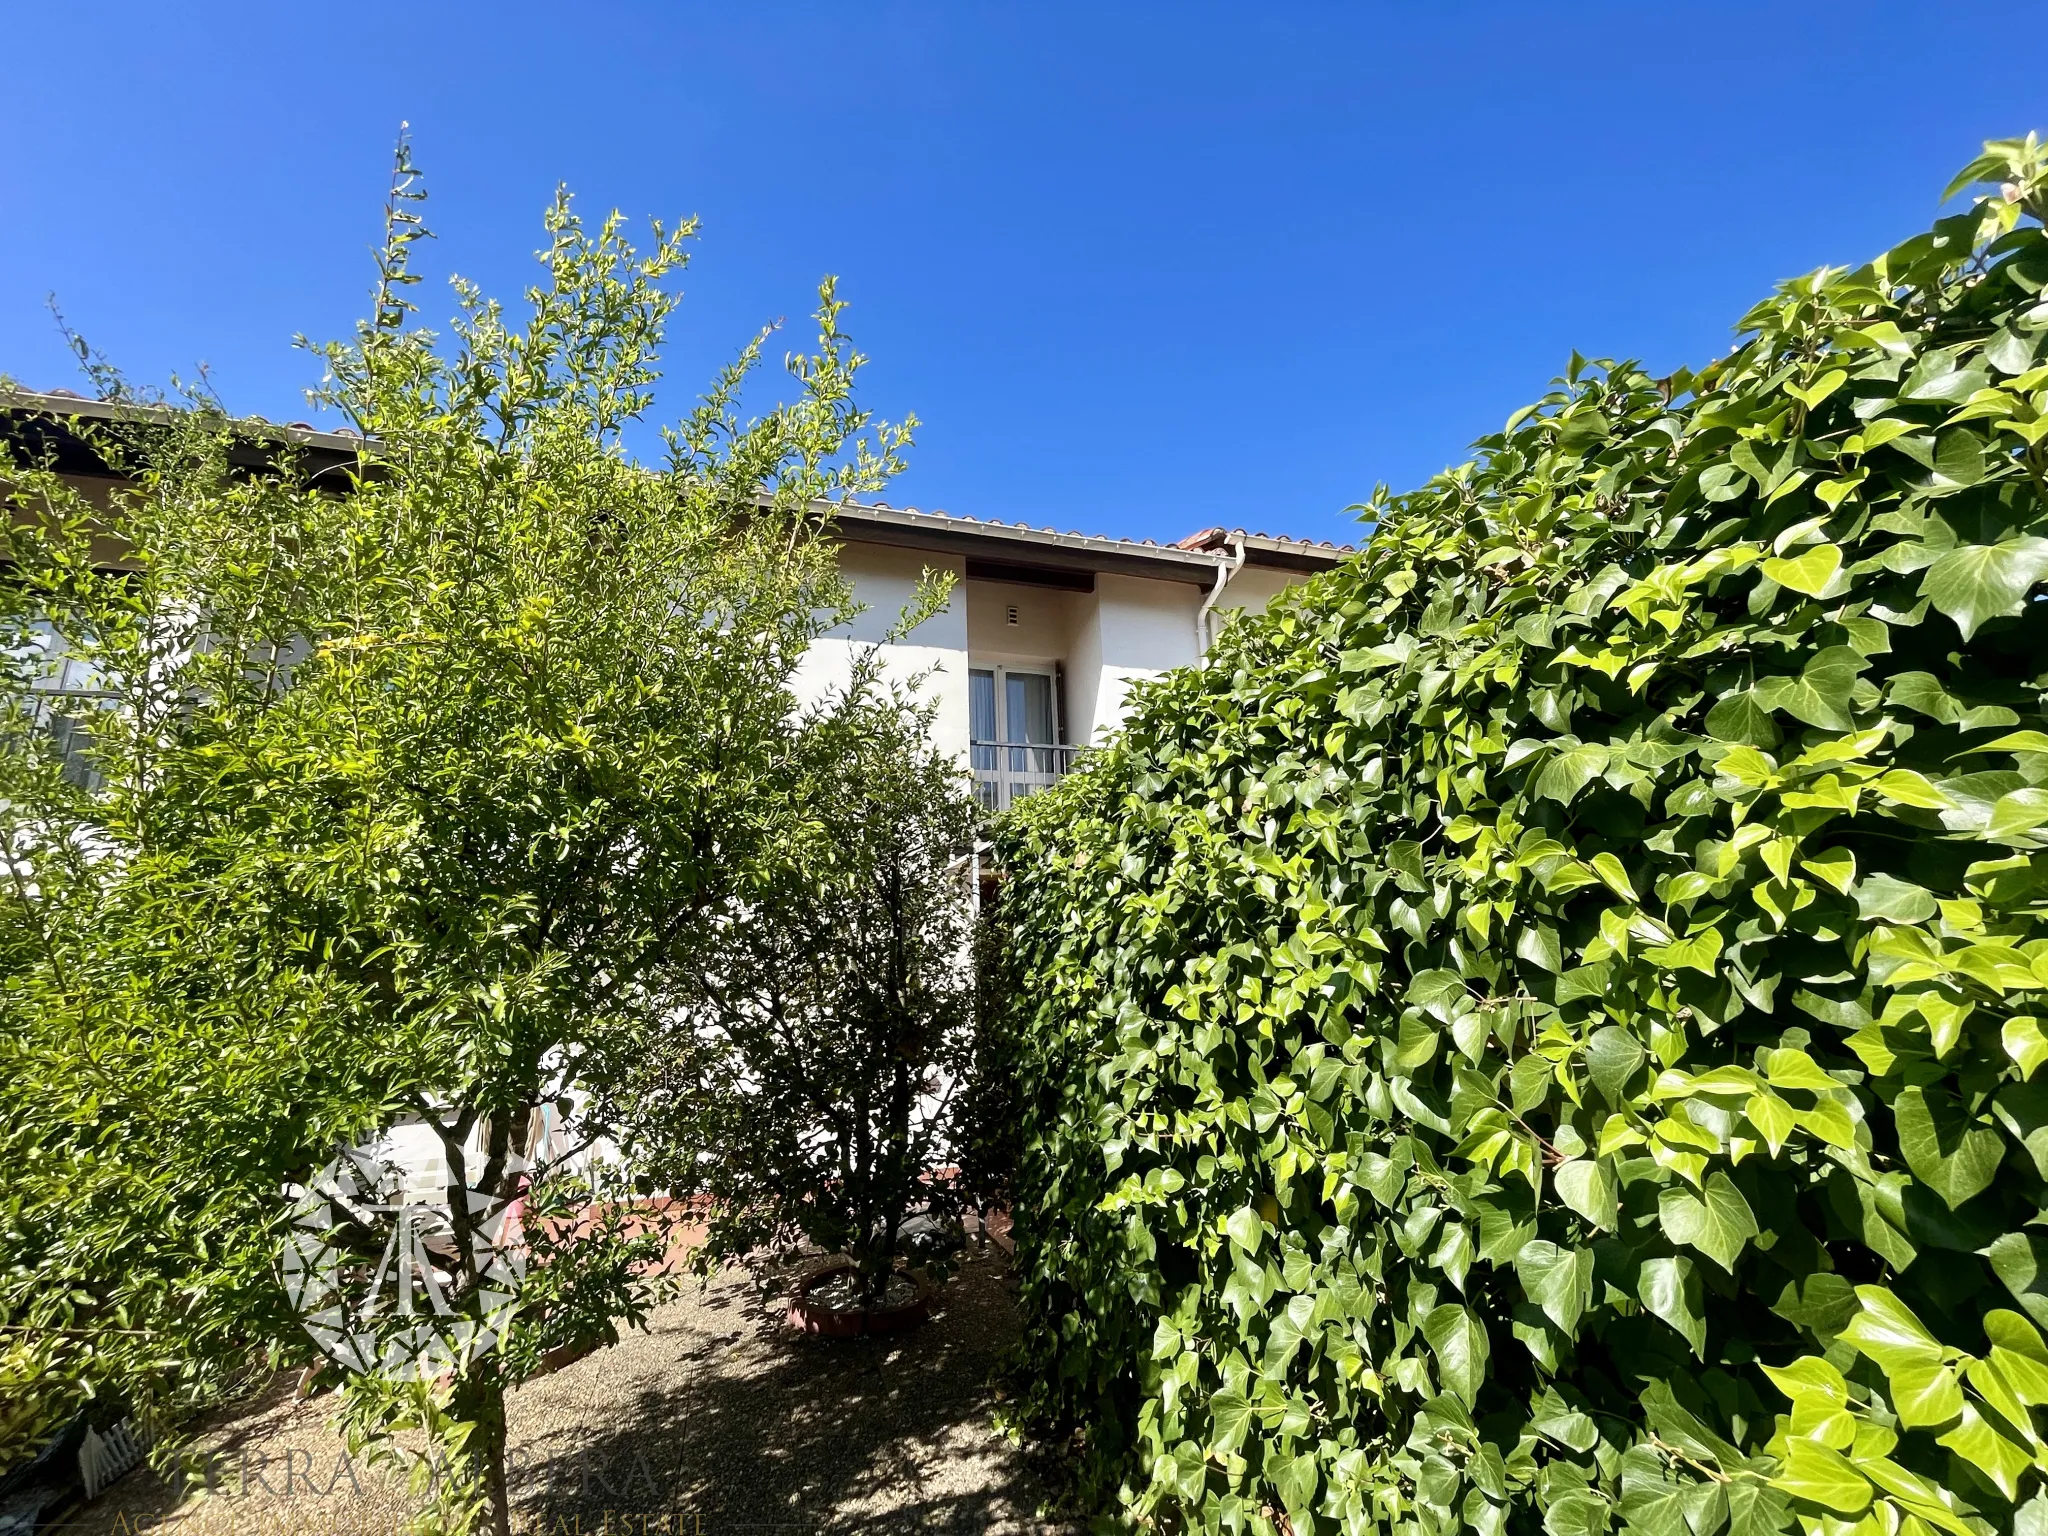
[506,1245,1065,1534]
[63,1245,1070,1536]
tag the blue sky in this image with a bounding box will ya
[1,5,2039,548]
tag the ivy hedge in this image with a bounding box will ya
[993,138,2048,1536]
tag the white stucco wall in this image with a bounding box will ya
[791,545,972,767]
[1211,565,1299,626]
[1071,574,1203,745]
[796,541,1328,763]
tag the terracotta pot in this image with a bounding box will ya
[786,1262,931,1338]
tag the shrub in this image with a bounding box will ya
[994,137,2048,1536]
[615,686,984,1300]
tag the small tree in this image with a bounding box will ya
[618,685,983,1304]
[0,136,912,1534]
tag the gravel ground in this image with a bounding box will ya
[62,1244,1071,1536]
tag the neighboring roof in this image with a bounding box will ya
[1175,525,1356,574]
[835,505,1354,587]
[1,389,1358,584]
[0,386,369,486]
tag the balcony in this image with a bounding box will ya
[969,664,1075,810]
[970,738,1077,810]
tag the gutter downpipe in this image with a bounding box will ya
[1194,533,1247,653]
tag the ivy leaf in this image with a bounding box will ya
[1587,1026,1646,1105]
[1753,647,1867,732]
[1518,1240,1595,1336]
[1699,463,1748,502]
[1535,744,1611,806]
[1657,1172,1759,1271]
[1724,1481,1793,1536]
[1906,428,1988,495]
[1637,1255,1706,1357]
[1226,1205,1266,1254]
[1919,537,2048,640]
[1893,1086,2004,1209]
[1542,1490,1611,1536]
[1516,923,1564,974]
[1617,1481,1690,1536]
[1262,1293,1317,1377]
[1888,1361,1965,1428]
[1207,1388,1255,1454]
[1423,1302,1489,1406]
[1554,1160,1618,1231]
[1530,1387,1600,1451]
[1936,1404,2032,1500]
[1772,1441,1871,1514]
[1853,873,1937,923]
[1761,544,1843,597]
[1704,690,1781,747]
[1838,1286,1944,1371]
[1770,1273,1858,1336]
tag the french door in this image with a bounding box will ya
[969,665,1071,809]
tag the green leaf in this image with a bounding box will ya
[1772,1441,1871,1514]
[1543,1490,1611,1536]
[1699,463,1749,502]
[1518,1239,1595,1336]
[1724,1481,1793,1536]
[1422,1302,1488,1406]
[1838,1285,1944,1371]
[1853,873,1937,923]
[1657,1172,1759,1271]
[1535,744,1611,806]
[1886,1361,1964,1428]
[1554,1160,1617,1231]
[1262,1292,1317,1376]
[1705,690,1782,748]
[1935,1404,2032,1500]
[1637,1255,1706,1357]
[1531,1387,1600,1451]
[1893,1085,2004,1209]
[1919,536,2048,640]
[1207,1388,1255,1454]
[1516,923,1564,973]
[1754,647,1867,732]
[1587,1026,1646,1104]
[1590,852,1638,901]
[1226,1205,1266,1254]
[1762,544,1843,597]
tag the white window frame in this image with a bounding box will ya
[969,662,1073,810]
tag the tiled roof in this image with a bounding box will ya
[841,501,1355,569]
[4,390,1357,569]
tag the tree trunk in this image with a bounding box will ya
[453,1369,512,1536]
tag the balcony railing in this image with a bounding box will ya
[971,740,1076,811]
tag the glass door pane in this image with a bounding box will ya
[1005,671,1053,775]
[969,668,997,773]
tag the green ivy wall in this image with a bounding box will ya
[994,140,2048,1536]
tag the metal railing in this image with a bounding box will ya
[970,740,1077,810]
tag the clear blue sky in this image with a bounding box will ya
[2,5,2039,548]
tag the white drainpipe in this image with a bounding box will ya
[1195,533,1247,653]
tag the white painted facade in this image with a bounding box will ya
[793,505,1350,808]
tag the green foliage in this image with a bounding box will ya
[0,133,911,1528]
[616,684,984,1296]
[995,137,2048,1536]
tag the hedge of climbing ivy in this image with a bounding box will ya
[994,139,2048,1536]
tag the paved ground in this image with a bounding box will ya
[64,1244,1069,1535]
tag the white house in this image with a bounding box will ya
[2,388,1352,1201]
[3,389,1351,807]
[797,501,1350,808]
